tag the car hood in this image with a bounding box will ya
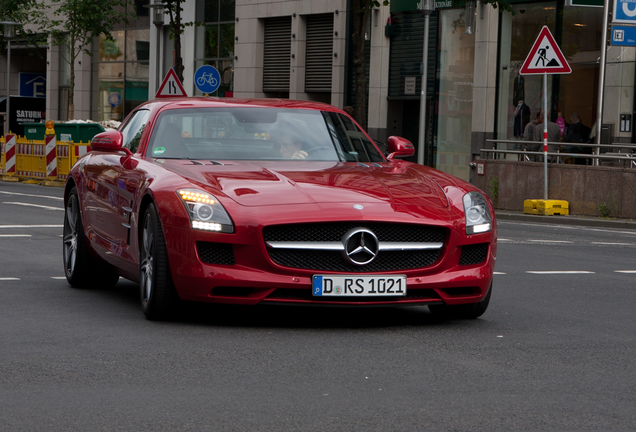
[159,160,449,208]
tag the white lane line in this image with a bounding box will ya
[0,278,20,281]
[526,271,595,274]
[0,191,63,200]
[592,242,633,246]
[2,202,64,211]
[0,234,32,238]
[50,277,67,280]
[498,239,511,241]
[527,240,573,243]
[499,221,636,236]
[0,225,63,229]
[494,272,506,275]
[615,270,636,274]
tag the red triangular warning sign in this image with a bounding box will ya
[520,26,571,75]
[156,68,188,98]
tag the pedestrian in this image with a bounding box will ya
[564,113,591,154]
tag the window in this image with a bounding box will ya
[92,5,150,122]
[194,0,235,96]
[121,109,150,152]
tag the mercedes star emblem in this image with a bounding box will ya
[341,227,379,266]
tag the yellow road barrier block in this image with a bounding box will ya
[524,199,569,216]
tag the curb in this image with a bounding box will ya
[496,210,636,230]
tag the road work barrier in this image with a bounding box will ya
[1,134,92,182]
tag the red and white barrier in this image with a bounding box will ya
[45,135,57,179]
[5,134,16,174]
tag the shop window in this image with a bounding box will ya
[496,3,602,141]
[435,8,474,182]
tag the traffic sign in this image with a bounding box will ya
[611,25,636,46]
[613,0,636,23]
[194,65,221,94]
[519,26,571,75]
[156,68,187,98]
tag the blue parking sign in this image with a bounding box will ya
[194,65,221,94]
[613,0,636,23]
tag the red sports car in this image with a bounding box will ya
[63,98,496,320]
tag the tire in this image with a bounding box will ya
[428,283,492,319]
[139,203,179,320]
[63,187,119,289]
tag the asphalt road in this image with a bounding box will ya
[1,181,635,431]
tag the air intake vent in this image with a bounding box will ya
[197,242,235,265]
[459,243,488,266]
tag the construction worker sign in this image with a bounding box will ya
[520,26,571,75]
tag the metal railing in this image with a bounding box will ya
[482,139,636,168]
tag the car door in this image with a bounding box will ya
[116,109,151,263]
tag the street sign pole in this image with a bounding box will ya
[543,72,548,200]
[596,0,611,166]
[519,26,571,201]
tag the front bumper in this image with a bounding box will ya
[163,220,496,307]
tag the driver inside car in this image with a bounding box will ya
[279,133,308,159]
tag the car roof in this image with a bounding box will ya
[136,97,343,113]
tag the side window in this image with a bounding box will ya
[121,110,150,153]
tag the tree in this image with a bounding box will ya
[163,0,197,84]
[37,0,134,119]
[0,0,47,53]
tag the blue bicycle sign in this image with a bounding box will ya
[194,65,221,94]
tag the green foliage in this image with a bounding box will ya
[598,202,610,218]
[488,176,499,207]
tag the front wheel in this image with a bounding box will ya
[428,283,492,319]
[63,186,119,289]
[139,203,179,320]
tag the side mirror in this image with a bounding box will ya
[386,136,415,159]
[91,130,130,155]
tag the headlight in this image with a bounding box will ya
[177,189,234,233]
[463,191,491,235]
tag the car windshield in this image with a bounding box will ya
[145,107,385,163]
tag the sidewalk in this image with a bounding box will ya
[496,210,636,230]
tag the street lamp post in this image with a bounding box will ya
[1,20,18,136]
[417,0,434,166]
[144,1,166,95]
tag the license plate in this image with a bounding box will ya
[312,275,407,297]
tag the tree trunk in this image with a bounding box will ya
[68,36,75,120]
[351,0,371,131]
[173,0,184,83]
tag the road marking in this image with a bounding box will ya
[592,242,633,246]
[50,277,67,280]
[499,221,636,235]
[0,191,63,200]
[0,234,32,238]
[0,225,63,229]
[526,271,595,274]
[2,202,64,211]
[0,278,20,281]
[493,272,506,275]
[498,238,511,242]
[527,240,573,243]
[614,270,636,274]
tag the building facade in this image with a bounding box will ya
[1,0,633,184]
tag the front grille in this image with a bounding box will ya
[458,243,489,266]
[264,222,446,243]
[197,242,235,265]
[263,222,446,272]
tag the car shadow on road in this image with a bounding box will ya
[105,279,489,330]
